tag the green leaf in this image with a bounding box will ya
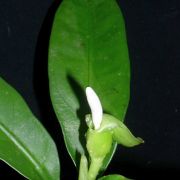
[98,174,131,180]
[48,0,130,170]
[0,78,60,180]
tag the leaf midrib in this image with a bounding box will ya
[0,122,50,180]
[86,0,93,86]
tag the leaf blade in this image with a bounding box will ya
[0,78,60,180]
[49,0,130,170]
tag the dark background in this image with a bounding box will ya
[0,0,180,179]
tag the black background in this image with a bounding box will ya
[0,0,180,179]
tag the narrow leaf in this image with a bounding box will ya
[49,0,130,170]
[0,78,60,180]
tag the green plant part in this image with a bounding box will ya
[87,114,144,180]
[79,87,143,180]
[78,155,88,180]
[48,0,130,171]
[0,0,143,178]
[0,78,60,180]
[86,114,144,180]
[98,174,132,180]
[86,129,113,180]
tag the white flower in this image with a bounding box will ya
[85,87,103,129]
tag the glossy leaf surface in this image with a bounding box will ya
[49,0,130,170]
[0,78,60,180]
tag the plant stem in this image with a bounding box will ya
[88,158,103,180]
[78,155,88,180]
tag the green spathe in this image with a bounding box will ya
[87,129,113,158]
[98,114,144,147]
[86,114,144,148]
[86,114,143,180]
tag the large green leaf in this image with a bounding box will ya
[0,78,60,180]
[48,0,130,170]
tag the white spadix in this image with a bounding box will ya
[85,87,103,130]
